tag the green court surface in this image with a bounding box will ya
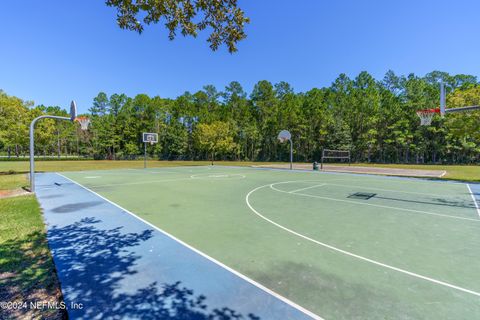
[62,166,480,319]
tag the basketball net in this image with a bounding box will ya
[416,109,439,126]
[75,117,91,131]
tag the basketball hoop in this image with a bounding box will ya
[277,130,293,170]
[416,108,439,126]
[142,132,158,169]
[75,116,91,131]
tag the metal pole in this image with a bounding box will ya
[144,142,147,169]
[440,82,446,116]
[289,139,293,170]
[29,115,70,192]
[29,119,36,192]
[320,149,323,170]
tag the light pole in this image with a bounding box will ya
[29,101,77,192]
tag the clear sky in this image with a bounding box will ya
[1,0,479,113]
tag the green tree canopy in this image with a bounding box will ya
[105,0,250,53]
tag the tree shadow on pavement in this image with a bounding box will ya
[48,217,260,319]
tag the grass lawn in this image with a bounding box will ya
[0,173,29,190]
[0,160,232,174]
[0,174,65,319]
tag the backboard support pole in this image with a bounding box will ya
[30,115,71,192]
[29,101,77,192]
[289,139,293,170]
[440,82,446,116]
[144,142,147,169]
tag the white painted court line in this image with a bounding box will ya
[146,171,178,174]
[466,184,480,219]
[270,182,480,223]
[289,184,326,194]
[55,173,322,320]
[190,173,246,180]
[246,183,480,298]
[127,166,213,174]
[324,180,465,199]
[89,177,194,188]
[261,177,468,200]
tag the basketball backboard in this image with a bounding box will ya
[277,130,291,142]
[70,101,77,121]
[143,132,158,143]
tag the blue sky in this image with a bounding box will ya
[1,0,479,113]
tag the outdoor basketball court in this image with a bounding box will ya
[36,166,480,319]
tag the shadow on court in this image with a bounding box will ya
[51,201,103,213]
[48,217,260,319]
[372,195,475,209]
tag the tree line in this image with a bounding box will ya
[1,70,480,164]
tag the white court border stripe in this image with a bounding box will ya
[467,184,480,218]
[90,177,193,188]
[271,182,480,223]
[289,184,326,194]
[246,183,480,298]
[55,173,322,320]
[276,177,470,199]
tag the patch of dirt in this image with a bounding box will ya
[0,189,31,199]
[0,270,67,320]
